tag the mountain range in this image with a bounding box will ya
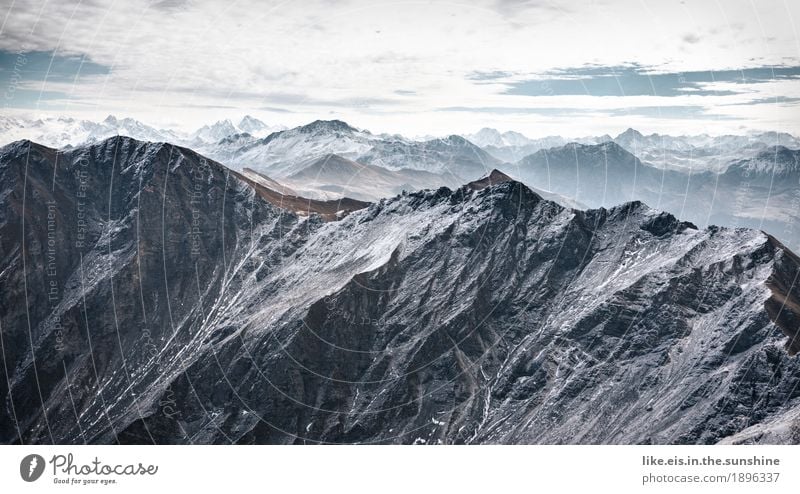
[464,128,612,162]
[207,120,500,180]
[1,116,798,251]
[501,141,800,251]
[0,114,283,150]
[4,115,797,171]
[205,123,800,252]
[1,136,799,444]
[466,126,800,167]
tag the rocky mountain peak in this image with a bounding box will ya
[298,119,358,134]
[466,169,515,190]
[615,127,645,141]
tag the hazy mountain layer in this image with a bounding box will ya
[282,153,465,202]
[505,142,800,251]
[470,126,800,170]
[0,114,282,150]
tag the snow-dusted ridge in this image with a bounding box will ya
[0,114,284,149]
[1,136,799,445]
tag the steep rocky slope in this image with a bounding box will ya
[1,137,799,445]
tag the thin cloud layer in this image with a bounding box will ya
[0,0,799,136]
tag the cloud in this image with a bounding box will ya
[725,96,800,106]
[437,106,597,116]
[493,64,800,98]
[682,33,701,44]
[467,71,515,81]
[607,105,742,120]
[0,0,798,137]
[150,0,190,12]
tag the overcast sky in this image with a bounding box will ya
[1,0,800,137]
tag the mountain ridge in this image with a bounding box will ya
[1,136,799,445]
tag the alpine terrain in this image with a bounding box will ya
[0,136,799,445]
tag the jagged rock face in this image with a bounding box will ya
[1,137,799,445]
[0,137,301,444]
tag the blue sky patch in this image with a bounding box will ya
[478,64,800,98]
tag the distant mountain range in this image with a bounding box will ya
[2,114,796,175]
[612,127,800,172]
[499,140,800,251]
[0,114,284,149]
[206,119,500,181]
[1,115,798,249]
[467,126,800,169]
[2,136,799,444]
[279,153,464,202]
[464,128,611,162]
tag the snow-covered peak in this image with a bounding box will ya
[219,120,380,177]
[467,128,504,147]
[238,115,267,133]
[296,119,360,135]
[0,114,180,148]
[193,119,238,143]
[615,127,645,141]
[465,128,534,148]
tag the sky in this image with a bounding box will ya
[1,0,800,137]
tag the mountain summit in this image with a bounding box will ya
[297,119,359,134]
